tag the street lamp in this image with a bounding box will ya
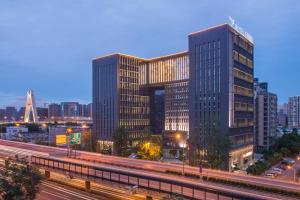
[66,128,73,157]
[179,142,187,176]
[175,132,186,176]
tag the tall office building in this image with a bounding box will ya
[188,24,254,170]
[93,23,254,170]
[254,79,277,151]
[93,52,188,151]
[288,96,300,128]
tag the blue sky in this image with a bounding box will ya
[0,0,299,108]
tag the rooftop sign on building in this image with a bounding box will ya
[228,16,254,44]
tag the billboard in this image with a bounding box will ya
[70,132,81,145]
[56,135,67,145]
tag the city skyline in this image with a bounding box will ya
[1,0,300,107]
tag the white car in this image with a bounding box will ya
[265,173,275,178]
[270,170,281,175]
[273,167,283,172]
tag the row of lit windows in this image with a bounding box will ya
[233,85,253,97]
[235,102,254,112]
[120,107,149,114]
[119,119,149,126]
[149,55,189,84]
[236,118,254,128]
[233,34,253,54]
[120,69,138,78]
[120,82,139,90]
[233,68,253,83]
[233,50,253,68]
[120,94,149,103]
[231,133,254,146]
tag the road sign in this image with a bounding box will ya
[70,132,81,145]
[56,135,67,145]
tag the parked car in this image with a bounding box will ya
[273,167,283,172]
[282,158,295,165]
[270,170,281,175]
[265,173,275,178]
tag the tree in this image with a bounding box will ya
[199,126,231,169]
[137,133,162,161]
[112,127,130,156]
[0,159,43,200]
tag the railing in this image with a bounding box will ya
[31,156,263,200]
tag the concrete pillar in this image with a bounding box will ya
[45,170,50,179]
[85,180,91,192]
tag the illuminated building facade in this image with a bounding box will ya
[93,52,189,152]
[189,24,254,170]
[93,23,254,170]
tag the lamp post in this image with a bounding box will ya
[176,133,186,176]
[179,142,186,176]
[66,128,73,157]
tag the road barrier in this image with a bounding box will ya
[31,156,263,200]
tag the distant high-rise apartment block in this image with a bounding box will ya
[288,96,300,128]
[61,102,79,117]
[5,106,17,121]
[254,79,277,151]
[0,109,5,121]
[93,23,254,170]
[277,103,288,127]
[37,107,48,121]
[48,103,61,119]
[18,107,25,121]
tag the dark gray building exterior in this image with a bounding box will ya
[189,24,254,170]
[93,23,254,170]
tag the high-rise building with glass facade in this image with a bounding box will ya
[93,23,254,170]
[288,96,300,128]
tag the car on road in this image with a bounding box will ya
[265,173,276,178]
[128,153,141,159]
[272,167,283,174]
[273,167,283,172]
[270,170,281,175]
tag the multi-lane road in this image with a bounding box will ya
[0,139,299,200]
[0,156,146,200]
[38,181,107,200]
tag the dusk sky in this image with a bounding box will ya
[0,0,299,108]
